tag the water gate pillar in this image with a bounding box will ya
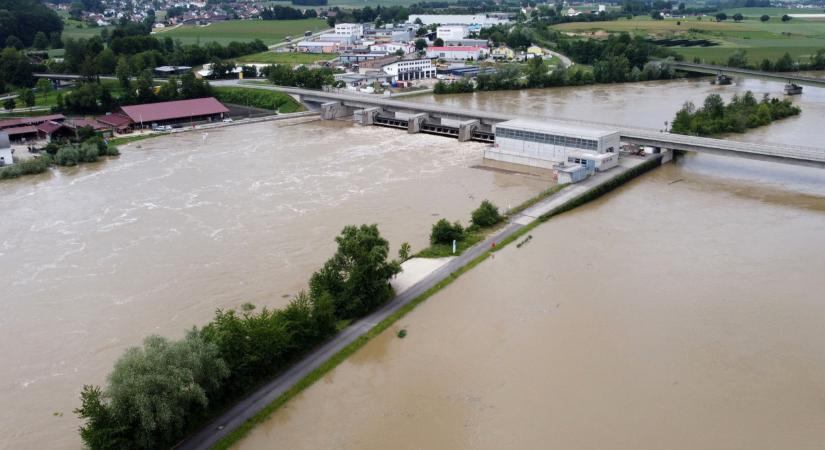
[320,102,345,120]
[458,120,479,142]
[407,113,428,134]
[353,107,382,126]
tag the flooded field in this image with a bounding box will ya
[235,155,825,450]
[0,118,547,449]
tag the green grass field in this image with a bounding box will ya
[60,19,113,41]
[153,19,328,46]
[233,51,337,65]
[552,16,825,64]
[720,7,825,17]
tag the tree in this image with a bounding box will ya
[309,224,401,319]
[398,242,411,261]
[733,13,744,22]
[727,49,748,68]
[36,78,51,103]
[77,332,229,449]
[651,11,663,20]
[430,218,464,245]
[433,37,444,46]
[20,88,35,109]
[33,32,49,50]
[50,32,63,49]
[715,12,727,21]
[2,97,14,112]
[5,35,24,50]
[781,14,791,22]
[135,70,157,103]
[115,56,131,89]
[471,200,503,228]
[414,38,428,51]
[760,14,770,22]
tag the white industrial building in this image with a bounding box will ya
[486,118,621,171]
[370,42,415,54]
[408,14,510,27]
[334,23,364,38]
[425,46,488,61]
[0,132,13,167]
[381,59,437,81]
[436,25,469,41]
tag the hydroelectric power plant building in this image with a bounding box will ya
[487,118,621,172]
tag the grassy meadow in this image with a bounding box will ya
[152,19,328,45]
[552,15,825,64]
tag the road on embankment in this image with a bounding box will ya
[175,155,657,450]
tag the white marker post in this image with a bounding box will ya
[452,239,456,254]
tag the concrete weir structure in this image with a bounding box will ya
[244,84,825,169]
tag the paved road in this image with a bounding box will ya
[174,157,652,450]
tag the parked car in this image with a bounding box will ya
[222,118,233,123]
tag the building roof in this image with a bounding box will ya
[67,118,107,130]
[37,121,65,134]
[3,125,39,136]
[96,113,133,128]
[427,46,485,52]
[495,118,619,139]
[120,97,229,123]
[0,114,65,130]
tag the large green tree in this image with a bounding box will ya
[310,224,401,319]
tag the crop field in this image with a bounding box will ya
[234,51,338,65]
[552,16,825,63]
[153,19,329,45]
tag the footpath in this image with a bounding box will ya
[175,154,661,450]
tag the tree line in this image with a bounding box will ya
[670,91,801,136]
[260,5,319,20]
[723,49,825,72]
[264,64,342,89]
[76,224,401,449]
[0,0,63,49]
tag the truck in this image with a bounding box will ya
[304,30,312,37]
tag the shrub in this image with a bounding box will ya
[430,218,464,245]
[471,200,502,228]
[54,146,81,166]
[0,156,52,180]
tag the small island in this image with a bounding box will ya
[670,91,800,137]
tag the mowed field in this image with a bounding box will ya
[552,16,825,63]
[153,19,329,45]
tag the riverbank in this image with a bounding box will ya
[186,153,664,450]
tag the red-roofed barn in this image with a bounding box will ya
[119,97,229,128]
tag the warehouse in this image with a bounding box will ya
[486,118,621,171]
[120,97,229,129]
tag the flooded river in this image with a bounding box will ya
[2,75,824,449]
[235,155,825,450]
[0,119,547,449]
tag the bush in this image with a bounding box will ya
[471,200,502,228]
[430,218,464,245]
[212,87,302,113]
[0,156,51,180]
[54,146,81,166]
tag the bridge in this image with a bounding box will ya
[214,82,825,169]
[669,61,825,93]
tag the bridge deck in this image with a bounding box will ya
[669,62,825,88]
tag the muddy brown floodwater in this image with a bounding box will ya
[0,118,548,449]
[235,155,825,450]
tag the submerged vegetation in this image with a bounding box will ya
[76,224,400,449]
[0,135,119,181]
[670,91,800,136]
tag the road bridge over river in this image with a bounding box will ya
[214,81,825,169]
[669,61,825,91]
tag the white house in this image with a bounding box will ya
[381,59,437,82]
[0,132,13,167]
[335,23,364,38]
[436,25,469,41]
[425,46,488,61]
